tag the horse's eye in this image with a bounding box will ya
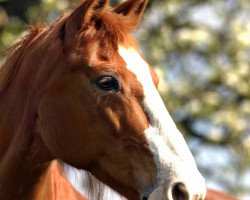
[95,76,120,92]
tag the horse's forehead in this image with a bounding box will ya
[85,29,139,64]
[86,39,140,73]
[118,45,150,80]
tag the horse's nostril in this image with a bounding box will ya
[172,182,189,200]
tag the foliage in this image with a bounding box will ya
[1,0,250,199]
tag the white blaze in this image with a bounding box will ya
[118,46,206,198]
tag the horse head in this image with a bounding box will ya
[0,1,206,199]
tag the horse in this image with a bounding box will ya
[0,0,208,199]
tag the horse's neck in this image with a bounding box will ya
[0,70,35,158]
[0,95,51,200]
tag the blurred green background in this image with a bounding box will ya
[1,0,250,199]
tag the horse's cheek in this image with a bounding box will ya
[37,91,101,165]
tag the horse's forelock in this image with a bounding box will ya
[62,2,141,52]
[97,10,140,47]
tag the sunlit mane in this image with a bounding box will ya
[0,27,44,97]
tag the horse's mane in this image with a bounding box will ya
[0,27,45,97]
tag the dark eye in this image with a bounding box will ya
[95,75,120,92]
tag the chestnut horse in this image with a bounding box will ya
[0,0,208,199]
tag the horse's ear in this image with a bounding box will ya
[65,0,109,36]
[114,0,148,28]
